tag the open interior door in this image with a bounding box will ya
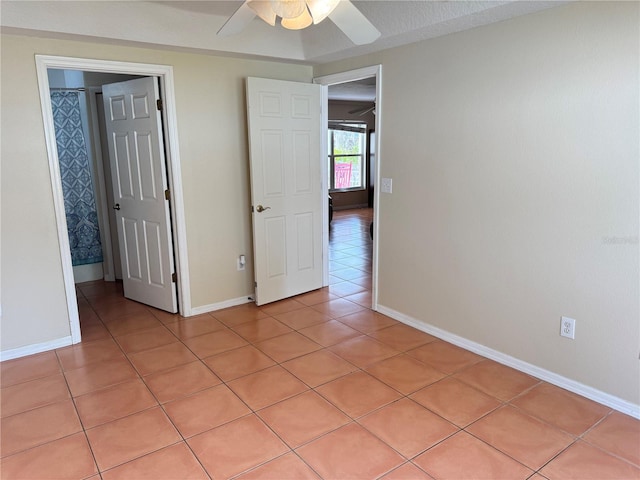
[247,77,323,305]
[102,77,178,313]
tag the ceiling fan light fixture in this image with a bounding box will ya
[247,0,277,25]
[281,7,313,29]
[306,0,340,24]
[270,0,306,19]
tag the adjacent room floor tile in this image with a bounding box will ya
[414,431,533,479]
[296,423,404,479]
[187,414,289,479]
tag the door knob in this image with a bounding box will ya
[255,205,271,213]
[113,203,121,210]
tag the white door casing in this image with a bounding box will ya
[247,77,323,305]
[102,77,178,312]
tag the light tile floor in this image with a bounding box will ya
[1,208,639,479]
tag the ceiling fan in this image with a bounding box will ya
[349,103,376,116]
[218,0,381,45]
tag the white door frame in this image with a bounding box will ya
[314,65,382,310]
[35,55,192,344]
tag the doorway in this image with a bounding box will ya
[315,65,382,310]
[35,55,192,345]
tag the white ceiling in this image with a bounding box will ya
[1,1,565,65]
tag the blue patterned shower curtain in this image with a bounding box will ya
[51,91,103,266]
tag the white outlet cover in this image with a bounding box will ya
[381,177,393,193]
[560,316,576,339]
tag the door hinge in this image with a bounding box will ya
[157,99,163,111]
[165,189,170,201]
[172,272,177,283]
[254,281,257,288]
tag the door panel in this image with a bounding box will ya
[102,77,177,312]
[247,77,323,305]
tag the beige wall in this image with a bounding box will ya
[0,34,311,351]
[316,2,640,404]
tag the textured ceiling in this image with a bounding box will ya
[1,1,565,64]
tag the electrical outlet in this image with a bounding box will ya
[237,254,246,271]
[560,316,576,339]
[381,177,393,194]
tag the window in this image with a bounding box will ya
[328,123,367,191]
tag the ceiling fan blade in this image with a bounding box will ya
[328,0,381,46]
[348,105,376,116]
[217,1,256,37]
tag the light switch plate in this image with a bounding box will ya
[381,177,393,193]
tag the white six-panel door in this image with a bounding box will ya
[246,77,323,305]
[102,77,177,313]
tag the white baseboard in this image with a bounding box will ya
[1,336,73,362]
[376,304,640,420]
[190,294,255,316]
